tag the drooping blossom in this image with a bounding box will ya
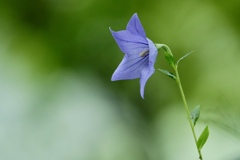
[110,13,158,98]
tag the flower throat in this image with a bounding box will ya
[139,49,149,57]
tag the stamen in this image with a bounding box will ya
[139,49,149,57]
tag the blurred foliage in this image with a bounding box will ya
[0,0,240,159]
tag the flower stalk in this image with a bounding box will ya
[174,66,203,160]
[157,44,204,160]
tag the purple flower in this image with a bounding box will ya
[110,13,158,98]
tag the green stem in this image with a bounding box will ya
[174,66,203,160]
[157,43,204,159]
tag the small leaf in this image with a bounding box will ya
[197,126,209,150]
[177,51,194,66]
[158,69,176,80]
[190,105,200,126]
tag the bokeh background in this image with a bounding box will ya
[0,0,240,159]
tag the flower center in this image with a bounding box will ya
[139,49,149,57]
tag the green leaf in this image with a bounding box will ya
[176,51,194,66]
[158,69,176,80]
[197,126,209,150]
[190,105,200,126]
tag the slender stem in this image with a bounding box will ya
[157,43,204,159]
[174,66,203,160]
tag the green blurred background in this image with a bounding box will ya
[0,0,240,159]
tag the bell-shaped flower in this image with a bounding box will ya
[110,13,158,98]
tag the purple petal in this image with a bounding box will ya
[111,54,149,81]
[147,38,158,67]
[127,13,146,38]
[140,67,155,98]
[139,38,158,98]
[110,29,148,55]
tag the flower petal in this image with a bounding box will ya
[140,67,155,98]
[139,39,158,98]
[111,54,149,81]
[147,38,158,67]
[127,13,146,38]
[110,29,148,55]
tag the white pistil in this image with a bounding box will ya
[139,49,149,57]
